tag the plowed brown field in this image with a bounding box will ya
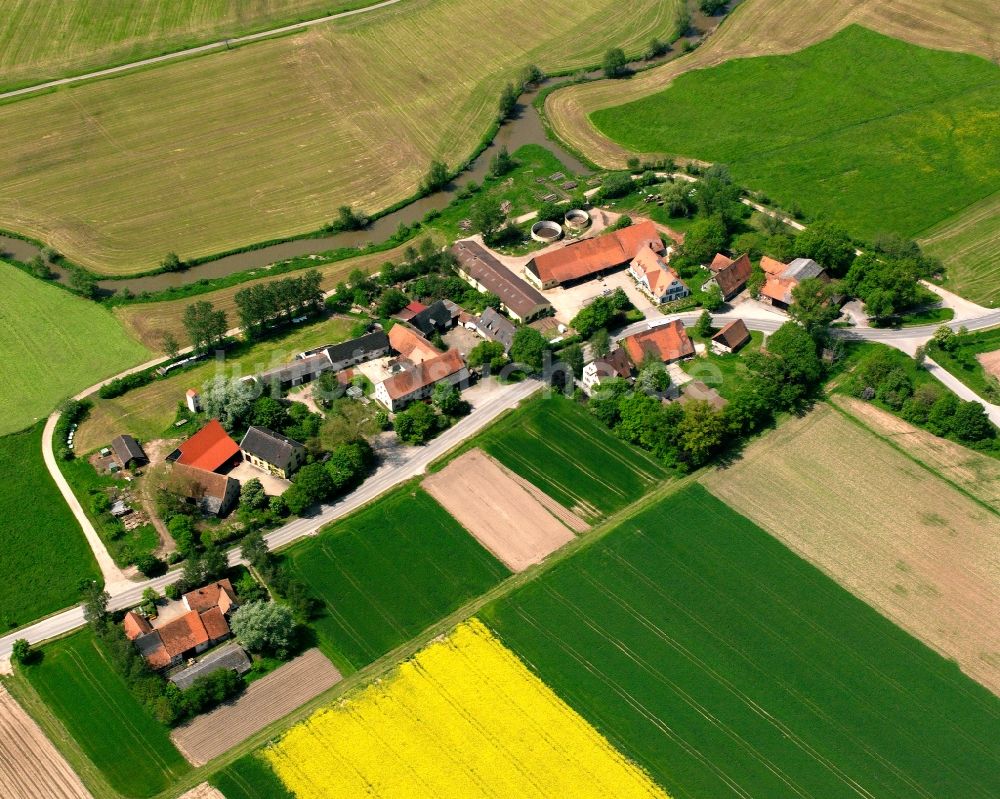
[423,449,584,572]
[0,685,91,799]
[171,649,341,766]
[703,403,1000,696]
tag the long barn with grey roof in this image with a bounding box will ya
[452,240,552,322]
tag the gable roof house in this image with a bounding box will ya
[410,300,457,337]
[582,347,633,394]
[168,642,252,690]
[474,307,517,352]
[679,380,728,411]
[621,320,695,366]
[239,426,306,479]
[256,351,334,392]
[322,330,390,372]
[123,579,239,671]
[169,462,240,516]
[374,349,469,412]
[388,323,442,365]
[184,579,239,615]
[702,252,752,300]
[525,221,664,289]
[169,419,241,472]
[452,241,552,322]
[111,434,148,469]
[393,300,428,323]
[758,257,828,310]
[628,248,689,304]
[710,319,751,354]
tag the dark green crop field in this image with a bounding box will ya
[23,628,189,798]
[467,395,670,520]
[284,485,509,672]
[0,423,101,629]
[483,484,1000,799]
[592,25,1000,242]
[211,754,294,799]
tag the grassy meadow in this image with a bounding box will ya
[922,192,1000,306]
[74,314,356,453]
[0,423,101,629]
[0,0,682,274]
[0,262,149,435]
[23,627,190,798]
[482,484,1000,799]
[211,755,294,799]
[927,324,1000,397]
[283,486,509,673]
[590,26,1000,242]
[458,395,670,521]
[0,0,381,91]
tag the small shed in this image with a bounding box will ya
[111,435,148,469]
[710,319,751,355]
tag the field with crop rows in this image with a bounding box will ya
[703,403,1000,696]
[922,192,1000,306]
[466,395,669,520]
[0,0,383,91]
[591,26,1000,242]
[262,619,668,798]
[482,483,1000,798]
[0,0,682,274]
[74,314,355,453]
[23,628,189,798]
[284,486,509,672]
[0,262,149,435]
[0,424,101,629]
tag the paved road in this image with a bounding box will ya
[0,0,403,102]
[0,378,540,660]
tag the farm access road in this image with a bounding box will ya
[0,0,404,102]
[0,378,541,662]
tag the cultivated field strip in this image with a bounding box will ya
[423,449,581,572]
[171,649,342,766]
[0,685,91,799]
[262,620,670,798]
[921,191,1000,305]
[483,485,1000,799]
[704,403,1000,696]
[0,0,682,273]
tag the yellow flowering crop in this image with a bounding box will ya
[264,619,670,798]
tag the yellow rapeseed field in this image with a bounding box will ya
[264,619,670,798]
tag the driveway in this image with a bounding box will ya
[226,460,290,496]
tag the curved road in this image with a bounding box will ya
[0,0,404,102]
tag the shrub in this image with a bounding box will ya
[135,555,167,578]
[164,583,181,601]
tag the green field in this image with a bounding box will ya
[284,485,509,672]
[459,395,670,520]
[0,0,382,92]
[0,0,682,274]
[211,754,293,799]
[482,484,1000,799]
[23,627,189,798]
[922,191,1000,306]
[0,262,149,435]
[591,26,1000,243]
[0,423,101,629]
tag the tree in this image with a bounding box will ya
[182,300,227,351]
[637,362,671,395]
[702,283,723,312]
[645,37,668,59]
[240,478,268,512]
[843,253,922,322]
[11,638,33,665]
[332,205,365,231]
[561,343,584,379]
[161,331,180,359]
[393,401,439,444]
[377,288,410,318]
[699,0,728,13]
[82,581,110,629]
[68,267,97,299]
[874,368,913,410]
[489,145,515,178]
[161,252,184,272]
[693,168,742,224]
[421,160,449,194]
[284,463,335,515]
[29,255,53,279]
[695,310,713,338]
[471,200,507,245]
[589,328,611,358]
[674,6,691,38]
[231,601,296,658]
[467,340,507,372]
[952,400,993,442]
[747,263,766,299]
[325,440,374,490]
[432,382,467,417]
[251,396,289,431]
[745,321,822,410]
[795,222,855,276]
[241,529,271,570]
[679,216,727,265]
[202,544,228,582]
[676,400,725,466]
[498,82,518,120]
[788,278,840,343]
[510,326,549,372]
[602,47,628,79]
[931,324,958,352]
[598,172,634,200]
[201,376,254,430]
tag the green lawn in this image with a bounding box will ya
[0,262,150,436]
[23,627,189,798]
[283,485,509,673]
[482,484,1000,799]
[211,754,294,799]
[0,423,100,629]
[682,330,764,399]
[456,395,670,520]
[591,26,1000,243]
[927,325,1000,397]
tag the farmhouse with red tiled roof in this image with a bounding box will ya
[169,419,240,472]
[621,321,695,366]
[702,253,752,300]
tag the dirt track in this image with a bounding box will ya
[424,449,585,572]
[704,403,1000,697]
[0,685,91,799]
[171,649,341,766]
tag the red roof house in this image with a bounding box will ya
[622,320,695,365]
[174,419,241,472]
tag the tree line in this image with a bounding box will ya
[234,269,323,339]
